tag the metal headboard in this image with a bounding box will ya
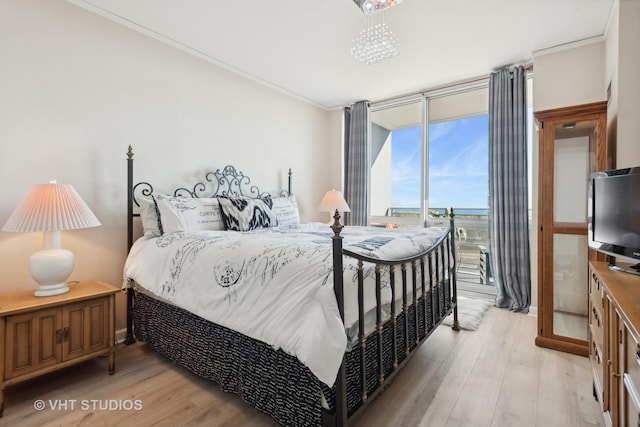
[127,145,292,250]
[133,164,274,205]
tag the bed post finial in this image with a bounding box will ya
[127,145,134,160]
[331,210,344,237]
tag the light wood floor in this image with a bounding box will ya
[3,307,604,427]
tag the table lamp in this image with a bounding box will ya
[2,181,101,296]
[318,189,351,224]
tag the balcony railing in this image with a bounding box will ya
[372,207,493,286]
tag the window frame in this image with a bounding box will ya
[368,80,490,228]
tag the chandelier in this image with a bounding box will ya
[350,0,402,65]
[352,0,401,15]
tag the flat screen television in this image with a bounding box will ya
[588,167,640,274]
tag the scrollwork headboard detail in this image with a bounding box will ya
[126,145,292,250]
[133,164,272,205]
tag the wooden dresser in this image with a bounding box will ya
[589,261,640,426]
[0,280,117,417]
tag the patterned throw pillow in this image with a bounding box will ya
[217,196,277,231]
[154,195,225,234]
[271,195,300,226]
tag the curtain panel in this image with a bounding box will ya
[344,101,370,226]
[488,66,531,313]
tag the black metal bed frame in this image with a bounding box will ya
[124,145,459,426]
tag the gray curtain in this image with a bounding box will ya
[488,66,531,313]
[344,101,370,226]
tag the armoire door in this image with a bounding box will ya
[535,101,608,356]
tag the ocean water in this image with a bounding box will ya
[388,207,489,217]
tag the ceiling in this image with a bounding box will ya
[67,0,614,110]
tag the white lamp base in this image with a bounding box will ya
[34,283,70,297]
[28,236,75,297]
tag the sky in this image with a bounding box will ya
[390,115,489,210]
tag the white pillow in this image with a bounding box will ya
[154,195,225,234]
[272,195,300,226]
[138,196,161,237]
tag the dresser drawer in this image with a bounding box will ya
[590,295,604,347]
[590,323,605,399]
[626,328,640,396]
[623,373,640,427]
[589,269,604,310]
[589,268,600,294]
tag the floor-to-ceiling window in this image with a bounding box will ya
[367,78,533,296]
[367,77,533,298]
[369,84,493,293]
[428,88,491,291]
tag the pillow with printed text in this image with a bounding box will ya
[154,194,225,234]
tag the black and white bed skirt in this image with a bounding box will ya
[133,278,452,426]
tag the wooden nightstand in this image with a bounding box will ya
[0,280,118,417]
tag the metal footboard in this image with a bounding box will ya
[326,210,459,426]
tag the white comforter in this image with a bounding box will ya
[124,223,446,387]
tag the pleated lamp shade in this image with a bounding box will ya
[2,182,100,297]
[3,182,100,232]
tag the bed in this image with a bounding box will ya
[123,146,459,426]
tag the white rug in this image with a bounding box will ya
[441,296,492,330]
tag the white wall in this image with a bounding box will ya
[606,0,640,168]
[605,0,620,166]
[533,41,606,111]
[0,0,338,331]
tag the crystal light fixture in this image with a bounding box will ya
[352,0,401,15]
[351,0,401,65]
